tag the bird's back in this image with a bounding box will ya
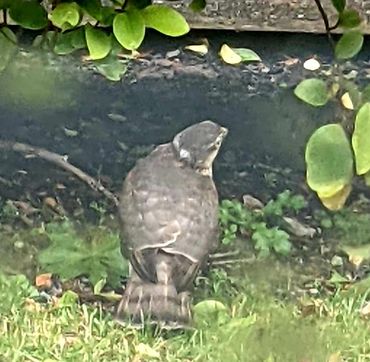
[119,143,219,264]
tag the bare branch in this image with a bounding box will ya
[0,140,119,207]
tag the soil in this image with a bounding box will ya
[1,30,370,301]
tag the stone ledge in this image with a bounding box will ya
[155,0,370,33]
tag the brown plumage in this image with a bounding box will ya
[116,121,227,328]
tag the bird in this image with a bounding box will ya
[115,120,228,328]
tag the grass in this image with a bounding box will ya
[1,266,370,362]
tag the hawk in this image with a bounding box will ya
[116,121,227,328]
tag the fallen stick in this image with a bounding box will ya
[0,140,119,207]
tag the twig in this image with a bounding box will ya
[313,0,336,52]
[0,140,119,207]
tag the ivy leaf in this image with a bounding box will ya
[85,25,111,60]
[352,103,370,175]
[335,31,364,59]
[0,27,17,73]
[189,0,206,12]
[113,9,145,50]
[77,0,115,25]
[71,27,86,49]
[93,54,128,81]
[142,5,190,36]
[9,0,48,30]
[338,9,361,28]
[294,78,329,107]
[331,0,346,13]
[305,124,353,198]
[54,29,85,55]
[50,2,81,31]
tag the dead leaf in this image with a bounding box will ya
[341,92,354,110]
[360,302,370,318]
[242,194,264,210]
[303,58,320,71]
[184,44,208,55]
[340,243,370,267]
[43,197,58,209]
[219,44,242,65]
[327,352,343,362]
[135,343,161,359]
[24,298,43,313]
[35,273,53,288]
[329,83,340,97]
[318,184,351,211]
[282,216,316,238]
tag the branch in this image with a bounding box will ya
[313,0,336,51]
[0,140,119,207]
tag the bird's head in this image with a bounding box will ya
[172,121,228,176]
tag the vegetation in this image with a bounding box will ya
[2,266,370,361]
[0,0,199,80]
[294,0,370,211]
[36,221,128,287]
[219,191,306,256]
[2,0,370,360]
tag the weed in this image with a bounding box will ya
[219,190,306,256]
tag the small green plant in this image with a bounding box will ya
[295,0,370,210]
[36,220,128,287]
[0,273,39,315]
[219,191,306,256]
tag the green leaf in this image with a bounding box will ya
[71,28,86,49]
[305,124,353,197]
[9,0,48,30]
[0,27,17,73]
[1,26,17,43]
[50,2,81,31]
[142,5,190,36]
[352,103,370,175]
[93,54,128,81]
[294,78,329,107]
[189,0,206,12]
[113,9,145,50]
[85,25,111,60]
[58,290,79,308]
[37,222,128,287]
[328,271,348,284]
[233,48,261,62]
[77,0,115,25]
[338,9,361,28]
[54,29,85,55]
[331,0,346,13]
[335,31,364,60]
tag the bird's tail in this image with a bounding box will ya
[115,271,192,329]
